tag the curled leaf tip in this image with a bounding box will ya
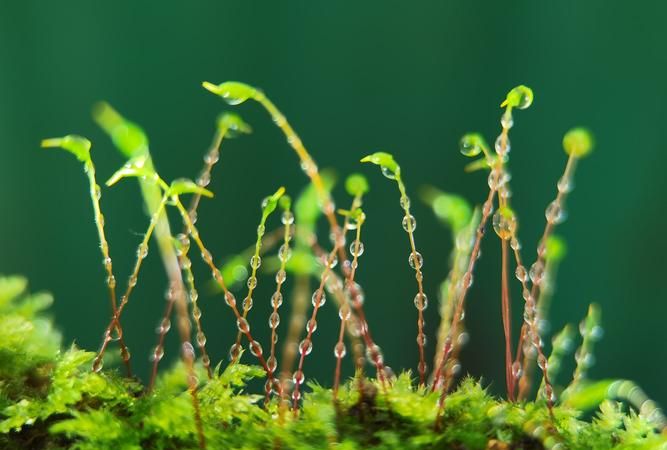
[202,81,257,105]
[502,85,534,110]
[217,112,252,135]
[41,135,92,162]
[459,133,488,157]
[360,151,400,178]
[169,178,214,198]
[563,127,594,158]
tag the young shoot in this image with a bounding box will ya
[41,135,132,376]
[231,186,286,363]
[202,81,346,255]
[361,151,428,385]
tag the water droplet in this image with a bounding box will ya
[128,275,138,288]
[381,166,396,179]
[196,332,207,347]
[306,319,317,333]
[292,369,305,385]
[334,342,346,358]
[408,252,423,269]
[271,292,283,308]
[311,291,326,308]
[511,361,523,379]
[328,255,338,269]
[200,249,212,262]
[275,269,287,284]
[483,199,494,216]
[281,211,294,225]
[510,237,521,251]
[249,340,263,357]
[250,255,262,269]
[488,169,504,190]
[197,172,211,187]
[269,312,280,329]
[402,214,416,232]
[237,317,250,333]
[501,111,514,129]
[365,344,384,365]
[515,265,528,282]
[400,195,411,209]
[257,223,266,235]
[151,346,165,362]
[204,151,219,165]
[267,356,278,373]
[460,135,483,157]
[349,241,365,257]
[192,306,202,320]
[495,134,511,155]
[414,292,428,311]
[247,276,257,290]
[416,333,427,346]
[242,296,253,311]
[338,304,351,321]
[106,275,116,289]
[225,292,236,307]
[180,257,192,270]
[92,358,104,372]
[492,209,517,240]
[557,175,573,193]
[228,343,242,360]
[545,201,565,224]
[155,318,171,334]
[298,339,313,356]
[529,261,545,285]
[461,272,473,289]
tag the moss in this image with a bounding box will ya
[0,275,664,449]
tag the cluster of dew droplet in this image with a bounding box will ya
[174,232,212,376]
[93,194,170,373]
[265,206,294,400]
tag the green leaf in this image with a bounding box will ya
[261,186,286,216]
[501,85,534,109]
[563,127,594,158]
[459,133,488,157]
[420,186,472,233]
[93,102,149,158]
[360,151,400,178]
[345,173,369,197]
[168,178,214,198]
[217,112,252,136]
[545,235,568,263]
[41,135,92,162]
[202,81,258,105]
[105,157,156,187]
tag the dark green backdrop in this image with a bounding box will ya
[1,1,665,404]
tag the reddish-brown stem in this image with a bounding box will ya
[501,239,514,401]
[515,153,578,400]
[291,244,344,413]
[173,199,282,399]
[147,132,224,389]
[432,187,496,427]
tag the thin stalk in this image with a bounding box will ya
[432,187,496,427]
[172,197,281,396]
[291,241,345,413]
[279,274,309,403]
[231,189,284,363]
[83,160,132,376]
[501,239,514,401]
[515,152,578,400]
[148,128,226,389]
[92,191,169,372]
[265,202,294,406]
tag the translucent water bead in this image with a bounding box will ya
[334,342,346,358]
[413,292,428,311]
[408,252,423,269]
[349,241,364,257]
[402,214,416,232]
[311,291,326,307]
[492,208,517,241]
[495,134,511,156]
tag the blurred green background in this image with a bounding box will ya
[1,1,665,404]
